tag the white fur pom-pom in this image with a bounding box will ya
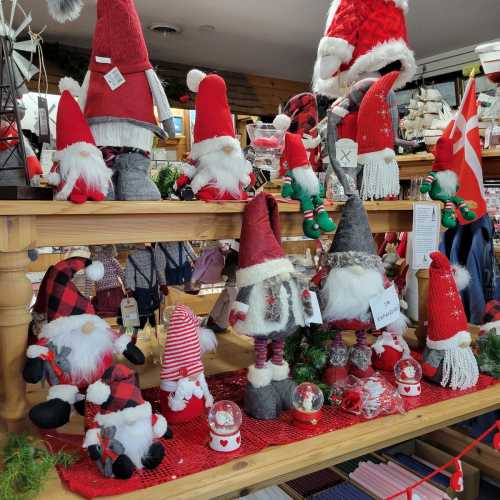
[47,0,84,23]
[86,380,111,405]
[59,77,81,97]
[44,172,61,186]
[114,335,130,354]
[198,327,217,354]
[27,344,49,359]
[452,265,471,291]
[187,69,206,93]
[85,261,104,281]
[273,114,291,131]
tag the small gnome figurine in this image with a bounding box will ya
[372,315,411,371]
[422,252,479,390]
[84,365,171,479]
[160,305,217,424]
[45,78,111,203]
[420,137,476,228]
[174,70,253,201]
[274,114,336,239]
[230,193,311,420]
[477,301,500,378]
[24,315,144,429]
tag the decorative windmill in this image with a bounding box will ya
[0,0,50,198]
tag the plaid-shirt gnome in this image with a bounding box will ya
[47,0,175,200]
[274,114,336,240]
[24,314,144,430]
[160,305,217,424]
[84,364,171,479]
[230,193,312,420]
[422,252,479,390]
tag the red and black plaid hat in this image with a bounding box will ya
[483,300,500,327]
[283,93,319,137]
[33,257,103,322]
[99,364,144,413]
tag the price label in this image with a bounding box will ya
[121,297,140,328]
[95,56,112,64]
[104,67,126,91]
[370,285,400,330]
[412,203,441,270]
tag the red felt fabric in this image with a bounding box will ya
[48,365,499,499]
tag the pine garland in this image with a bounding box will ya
[154,163,181,199]
[0,434,76,500]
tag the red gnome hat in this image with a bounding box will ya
[427,252,470,350]
[313,0,416,98]
[237,193,294,287]
[432,136,454,172]
[186,69,240,161]
[283,132,311,171]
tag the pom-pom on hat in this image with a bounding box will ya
[47,0,84,23]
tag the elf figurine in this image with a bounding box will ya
[420,137,476,228]
[274,114,336,239]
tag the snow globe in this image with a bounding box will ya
[208,400,242,452]
[292,382,324,428]
[394,357,422,397]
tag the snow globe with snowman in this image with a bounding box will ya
[394,357,422,397]
[208,400,243,452]
[292,382,324,428]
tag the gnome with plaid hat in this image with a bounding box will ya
[422,252,479,390]
[160,305,217,424]
[84,364,171,479]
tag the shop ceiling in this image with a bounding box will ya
[22,0,500,82]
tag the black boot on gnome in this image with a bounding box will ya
[112,454,135,480]
[29,399,71,429]
[142,442,165,469]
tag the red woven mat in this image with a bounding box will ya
[43,369,499,499]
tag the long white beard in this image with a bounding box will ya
[321,266,385,322]
[192,148,251,196]
[173,376,204,402]
[50,326,115,384]
[435,170,458,197]
[114,417,153,469]
[441,347,479,390]
[292,166,320,196]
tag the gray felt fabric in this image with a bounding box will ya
[272,379,296,411]
[244,383,281,420]
[329,195,377,255]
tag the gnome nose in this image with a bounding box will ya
[82,321,96,335]
[223,145,233,155]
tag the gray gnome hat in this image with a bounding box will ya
[329,194,377,256]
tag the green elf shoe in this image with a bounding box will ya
[303,218,321,240]
[315,209,336,233]
[442,208,458,229]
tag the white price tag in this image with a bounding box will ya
[412,203,441,270]
[121,297,140,328]
[95,56,112,64]
[305,291,323,326]
[104,67,126,91]
[370,285,400,331]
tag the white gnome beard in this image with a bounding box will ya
[113,416,153,469]
[435,170,458,197]
[441,346,479,391]
[51,325,115,384]
[173,376,204,403]
[292,166,320,196]
[321,266,385,322]
[193,148,250,196]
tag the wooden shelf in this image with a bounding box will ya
[398,150,500,180]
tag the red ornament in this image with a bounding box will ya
[179,95,189,103]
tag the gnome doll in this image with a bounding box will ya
[159,305,217,424]
[230,193,312,420]
[84,365,171,479]
[312,0,416,99]
[420,137,476,228]
[274,114,336,239]
[372,314,411,371]
[47,0,175,200]
[422,252,479,390]
[45,79,112,203]
[174,70,253,201]
[24,314,145,429]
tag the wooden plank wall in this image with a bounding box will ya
[31,44,309,117]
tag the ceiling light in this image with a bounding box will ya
[149,23,182,36]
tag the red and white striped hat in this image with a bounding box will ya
[160,305,203,382]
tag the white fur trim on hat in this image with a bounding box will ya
[59,77,81,98]
[198,327,218,354]
[95,401,152,427]
[114,334,130,355]
[427,330,472,351]
[85,261,104,281]
[82,428,101,448]
[480,320,500,334]
[47,0,83,23]
[190,136,241,161]
[48,384,79,405]
[86,380,111,405]
[358,148,396,164]
[273,114,291,131]
[27,344,49,359]
[247,364,273,388]
[270,361,290,381]
[452,265,471,292]
[237,258,295,288]
[318,36,355,63]
[390,0,409,13]
[187,69,207,93]
[152,414,168,438]
[180,162,196,178]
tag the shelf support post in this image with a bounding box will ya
[415,268,430,350]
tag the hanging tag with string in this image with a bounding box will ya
[32,29,51,144]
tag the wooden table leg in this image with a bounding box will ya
[415,268,430,350]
